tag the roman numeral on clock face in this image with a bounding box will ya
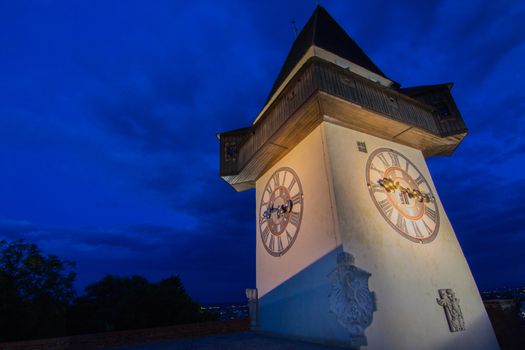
[370,183,385,194]
[411,221,423,238]
[370,163,384,175]
[291,193,302,205]
[396,215,408,233]
[287,177,296,192]
[277,236,284,252]
[378,199,393,219]
[272,173,280,187]
[425,206,437,223]
[415,175,424,185]
[261,226,270,243]
[290,211,300,227]
[377,153,389,168]
[389,152,400,167]
[422,220,433,235]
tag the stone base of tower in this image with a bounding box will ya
[259,247,369,349]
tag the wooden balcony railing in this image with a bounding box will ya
[219,57,467,188]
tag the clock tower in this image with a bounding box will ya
[218,6,499,349]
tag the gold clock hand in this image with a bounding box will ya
[377,178,433,203]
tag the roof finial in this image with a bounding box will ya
[291,19,298,37]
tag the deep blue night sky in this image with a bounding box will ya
[0,0,524,304]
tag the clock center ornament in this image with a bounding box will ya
[366,148,440,243]
[259,167,303,257]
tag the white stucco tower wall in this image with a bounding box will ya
[255,122,499,349]
[323,122,499,349]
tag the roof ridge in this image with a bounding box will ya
[311,5,319,45]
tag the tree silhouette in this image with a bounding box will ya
[0,239,76,341]
[68,275,215,334]
[0,240,215,341]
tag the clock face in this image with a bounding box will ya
[366,148,440,243]
[259,167,304,257]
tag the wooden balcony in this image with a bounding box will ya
[218,57,467,191]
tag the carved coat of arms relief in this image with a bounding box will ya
[328,252,376,347]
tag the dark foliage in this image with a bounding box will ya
[485,300,525,350]
[68,275,215,334]
[0,240,215,342]
[0,239,76,341]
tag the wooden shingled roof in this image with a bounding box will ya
[265,5,393,104]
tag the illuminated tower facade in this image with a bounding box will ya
[218,6,498,349]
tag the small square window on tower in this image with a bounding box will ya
[357,141,367,153]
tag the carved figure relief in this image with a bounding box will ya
[328,252,376,346]
[436,289,466,332]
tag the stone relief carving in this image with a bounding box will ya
[436,289,466,332]
[245,288,259,331]
[328,252,376,347]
